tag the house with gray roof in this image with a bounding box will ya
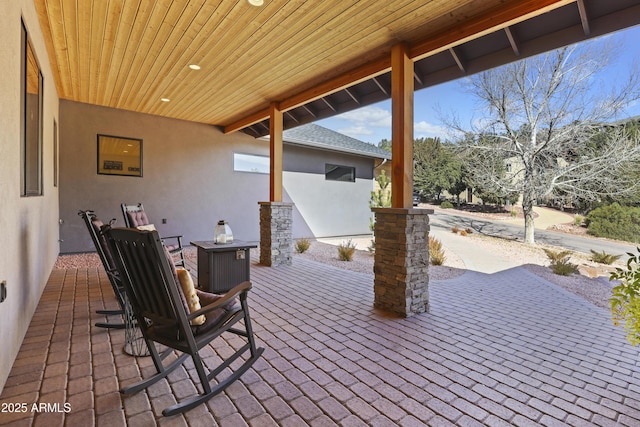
[278,124,391,239]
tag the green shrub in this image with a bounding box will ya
[550,262,580,276]
[574,214,584,227]
[587,203,640,243]
[510,209,518,218]
[543,248,579,276]
[429,237,446,265]
[589,249,621,265]
[610,248,640,346]
[295,238,311,253]
[337,240,357,261]
[440,200,453,209]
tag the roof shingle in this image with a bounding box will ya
[282,124,391,159]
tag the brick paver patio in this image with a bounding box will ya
[1,253,639,426]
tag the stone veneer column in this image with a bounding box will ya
[371,208,433,317]
[259,202,293,266]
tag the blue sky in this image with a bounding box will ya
[317,24,640,146]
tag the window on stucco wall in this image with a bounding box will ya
[325,164,355,182]
[234,153,269,174]
[21,20,43,197]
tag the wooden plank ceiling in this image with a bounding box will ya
[35,0,640,138]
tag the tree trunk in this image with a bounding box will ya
[522,199,535,245]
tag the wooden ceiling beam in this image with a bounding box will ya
[345,88,360,105]
[224,55,390,133]
[302,105,317,118]
[449,47,466,73]
[223,107,270,134]
[321,97,337,111]
[285,111,300,124]
[504,26,520,56]
[577,0,591,36]
[409,0,573,61]
[372,77,388,96]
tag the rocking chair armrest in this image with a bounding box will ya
[188,281,252,319]
[160,234,183,242]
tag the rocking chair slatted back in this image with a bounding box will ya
[77,210,126,329]
[106,227,185,329]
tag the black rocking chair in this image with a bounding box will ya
[78,210,125,329]
[103,226,264,416]
[121,202,186,267]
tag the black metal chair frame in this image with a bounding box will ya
[104,226,264,416]
[77,210,126,329]
[120,202,186,267]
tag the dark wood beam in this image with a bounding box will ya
[449,47,466,73]
[577,0,591,36]
[504,26,520,56]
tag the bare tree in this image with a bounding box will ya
[448,41,640,244]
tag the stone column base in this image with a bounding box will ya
[371,208,433,317]
[259,202,293,267]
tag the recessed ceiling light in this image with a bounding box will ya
[248,0,264,6]
[189,64,201,70]
[161,98,170,102]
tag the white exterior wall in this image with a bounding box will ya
[0,1,61,392]
[284,171,373,237]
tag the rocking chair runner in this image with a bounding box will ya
[103,226,264,416]
[77,210,125,329]
[121,202,185,267]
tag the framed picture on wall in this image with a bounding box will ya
[97,134,142,177]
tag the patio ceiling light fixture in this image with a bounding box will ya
[189,64,201,70]
[247,0,264,6]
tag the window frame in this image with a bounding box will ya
[233,152,270,174]
[325,163,356,182]
[96,134,143,177]
[21,20,44,197]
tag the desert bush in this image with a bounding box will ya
[610,248,640,346]
[440,200,453,209]
[337,240,357,261]
[465,228,474,234]
[460,230,468,236]
[543,248,579,276]
[550,262,580,276]
[451,226,460,234]
[429,237,446,265]
[590,249,621,265]
[587,203,640,243]
[295,238,311,253]
[574,214,584,227]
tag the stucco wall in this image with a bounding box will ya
[285,172,374,237]
[0,1,61,392]
[59,100,270,253]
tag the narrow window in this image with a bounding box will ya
[234,153,270,174]
[53,119,58,187]
[21,21,43,196]
[325,164,355,182]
